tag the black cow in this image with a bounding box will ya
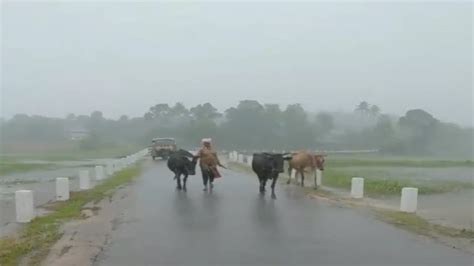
[252,153,292,199]
[167,149,198,191]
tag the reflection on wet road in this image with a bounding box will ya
[97,160,472,266]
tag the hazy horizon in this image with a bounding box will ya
[1,2,472,126]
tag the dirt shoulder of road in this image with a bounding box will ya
[40,183,135,266]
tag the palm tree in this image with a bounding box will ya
[355,101,370,115]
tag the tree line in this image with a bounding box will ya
[1,100,472,158]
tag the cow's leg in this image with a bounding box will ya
[258,176,266,193]
[172,169,178,180]
[258,177,265,193]
[183,172,188,191]
[313,167,318,189]
[287,166,292,184]
[176,172,182,190]
[271,176,278,199]
[300,170,305,187]
[292,169,300,185]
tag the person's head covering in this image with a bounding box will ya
[201,138,212,148]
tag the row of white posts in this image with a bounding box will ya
[15,148,149,223]
[227,151,418,213]
[228,151,253,167]
[349,177,418,213]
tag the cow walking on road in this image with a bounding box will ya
[167,149,198,191]
[287,150,325,188]
[252,153,292,199]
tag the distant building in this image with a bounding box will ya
[67,128,90,141]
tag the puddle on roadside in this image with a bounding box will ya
[0,159,102,233]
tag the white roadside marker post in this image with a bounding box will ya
[56,177,70,201]
[15,190,34,223]
[95,165,105,181]
[400,187,418,213]
[79,170,91,190]
[351,177,364,199]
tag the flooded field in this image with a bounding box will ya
[0,159,109,236]
[335,166,473,183]
[1,160,109,182]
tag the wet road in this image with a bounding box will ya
[97,160,472,266]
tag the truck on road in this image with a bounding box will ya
[150,137,177,160]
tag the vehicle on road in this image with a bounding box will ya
[150,137,177,160]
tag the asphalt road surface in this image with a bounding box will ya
[96,160,472,266]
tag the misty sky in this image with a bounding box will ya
[1,2,472,126]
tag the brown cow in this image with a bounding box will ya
[287,150,325,188]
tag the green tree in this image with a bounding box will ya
[371,115,399,152]
[148,103,171,120]
[190,103,221,120]
[179,103,221,146]
[170,102,189,118]
[221,100,265,148]
[90,111,103,121]
[355,101,370,115]
[398,109,438,155]
[370,105,381,116]
[144,112,153,121]
[119,115,129,122]
[314,112,334,137]
[66,113,76,120]
[282,104,315,149]
[260,104,284,148]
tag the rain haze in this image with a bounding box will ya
[2,2,474,265]
[1,1,472,126]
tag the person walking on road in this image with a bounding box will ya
[195,138,225,191]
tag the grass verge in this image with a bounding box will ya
[375,209,474,239]
[327,158,473,168]
[322,169,473,197]
[0,164,142,266]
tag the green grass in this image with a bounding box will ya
[0,161,55,176]
[327,158,474,168]
[322,169,473,197]
[376,210,474,239]
[0,164,142,266]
